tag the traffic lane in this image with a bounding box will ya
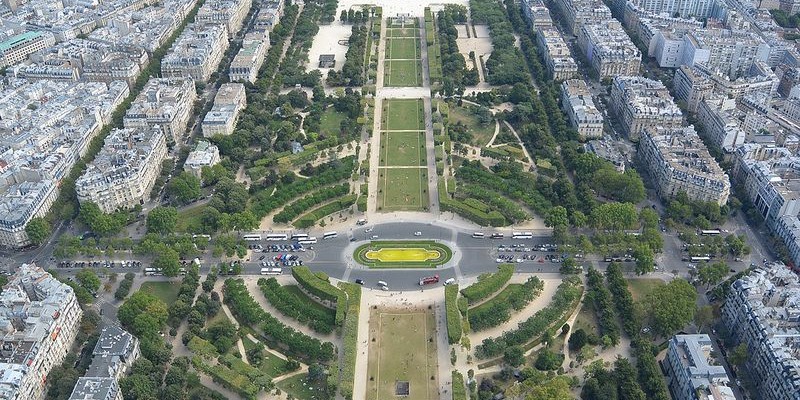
[349,222,453,241]
[345,267,458,291]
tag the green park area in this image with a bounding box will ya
[377,168,428,211]
[383,99,425,131]
[138,281,181,304]
[354,240,451,268]
[379,131,426,166]
[384,59,423,87]
[386,37,419,59]
[366,310,438,400]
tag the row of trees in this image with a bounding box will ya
[585,267,621,347]
[223,279,335,363]
[167,265,201,329]
[436,6,477,97]
[326,25,368,86]
[469,277,544,331]
[114,272,136,300]
[273,183,350,224]
[469,0,528,85]
[460,263,515,304]
[257,277,336,334]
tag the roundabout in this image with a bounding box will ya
[354,240,452,268]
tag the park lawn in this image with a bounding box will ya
[139,281,181,305]
[240,336,292,378]
[628,278,665,302]
[572,302,600,337]
[448,104,495,147]
[175,204,207,233]
[318,108,347,137]
[383,99,424,131]
[377,168,428,212]
[379,131,426,166]
[276,373,328,400]
[384,59,422,87]
[386,27,418,37]
[366,310,438,400]
[386,38,419,59]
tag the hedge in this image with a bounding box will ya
[257,278,336,334]
[273,183,350,223]
[338,283,361,399]
[114,272,135,300]
[452,371,467,400]
[292,266,347,326]
[440,197,506,226]
[356,195,367,212]
[475,277,583,359]
[293,194,357,228]
[468,277,543,331]
[445,284,462,344]
[461,264,514,305]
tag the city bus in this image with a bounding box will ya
[242,234,262,241]
[265,233,288,241]
[691,256,711,262]
[700,230,721,236]
[298,237,317,245]
[291,233,309,240]
[472,232,485,238]
[144,268,157,276]
[260,268,283,275]
[512,232,533,239]
[322,231,338,239]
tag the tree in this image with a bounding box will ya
[147,206,178,235]
[79,202,123,236]
[590,203,638,231]
[503,346,525,367]
[25,217,50,245]
[545,206,569,242]
[205,320,238,353]
[694,305,714,332]
[167,172,201,205]
[75,269,101,293]
[308,363,327,383]
[153,246,180,277]
[697,262,728,287]
[633,245,655,275]
[560,257,580,275]
[728,343,748,367]
[568,328,589,351]
[534,348,564,371]
[645,279,698,337]
[118,291,168,337]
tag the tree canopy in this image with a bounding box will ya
[645,279,697,337]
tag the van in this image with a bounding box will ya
[377,280,388,287]
[444,278,455,285]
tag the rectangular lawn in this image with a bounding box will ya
[377,168,428,211]
[379,131,426,166]
[366,310,438,400]
[139,281,181,305]
[386,38,419,59]
[383,99,424,131]
[384,59,422,87]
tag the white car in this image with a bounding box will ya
[365,228,373,233]
[414,231,422,236]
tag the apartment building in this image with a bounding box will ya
[577,20,641,79]
[75,127,167,213]
[67,325,139,400]
[551,0,612,34]
[123,77,197,144]
[0,31,55,67]
[780,0,800,14]
[734,147,800,232]
[521,0,553,28]
[681,28,770,80]
[184,140,221,179]
[721,265,800,400]
[536,28,578,81]
[68,379,121,400]
[639,126,730,205]
[696,96,745,152]
[202,83,246,137]
[0,264,82,400]
[621,0,716,19]
[664,334,735,400]
[196,0,253,35]
[161,23,228,82]
[229,31,269,83]
[673,65,714,112]
[560,79,603,139]
[609,76,682,141]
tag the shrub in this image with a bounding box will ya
[257,278,336,334]
[338,283,361,399]
[292,266,347,326]
[294,194,357,228]
[445,284,462,344]
[114,273,135,300]
[452,371,467,400]
[460,264,514,305]
[468,277,543,331]
[273,183,350,223]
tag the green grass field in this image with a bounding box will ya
[377,168,428,211]
[139,281,181,305]
[386,25,418,34]
[383,99,424,131]
[628,278,665,302]
[367,310,438,400]
[384,59,423,87]
[448,104,496,146]
[386,38,419,59]
[379,131,426,166]
[318,108,346,137]
[175,204,207,233]
[276,373,328,400]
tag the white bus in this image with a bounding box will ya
[192,234,211,239]
[298,237,317,244]
[512,232,533,239]
[265,233,288,241]
[144,268,157,276]
[242,234,262,241]
[691,256,711,262]
[291,233,309,240]
[700,230,721,236]
[472,232,485,238]
[260,268,283,275]
[323,231,338,239]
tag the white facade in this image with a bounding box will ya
[560,79,603,139]
[577,20,641,79]
[184,141,221,178]
[696,96,745,152]
[161,23,229,82]
[229,32,269,83]
[609,75,683,140]
[196,0,253,35]
[0,264,83,400]
[665,334,735,400]
[0,31,55,67]
[124,77,197,144]
[202,83,247,137]
[536,28,578,81]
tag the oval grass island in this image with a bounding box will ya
[353,240,453,268]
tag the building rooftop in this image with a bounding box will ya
[68,377,117,400]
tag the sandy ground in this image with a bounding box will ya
[306,22,352,73]
[468,276,562,345]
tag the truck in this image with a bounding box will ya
[419,275,440,286]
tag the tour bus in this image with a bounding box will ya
[691,256,711,262]
[291,233,309,240]
[323,231,338,239]
[192,234,211,240]
[512,232,533,239]
[242,234,262,241]
[265,233,288,241]
[472,232,485,238]
[298,237,317,245]
[144,268,157,276]
[700,229,721,236]
[260,268,283,275]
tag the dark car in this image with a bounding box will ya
[355,279,365,285]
